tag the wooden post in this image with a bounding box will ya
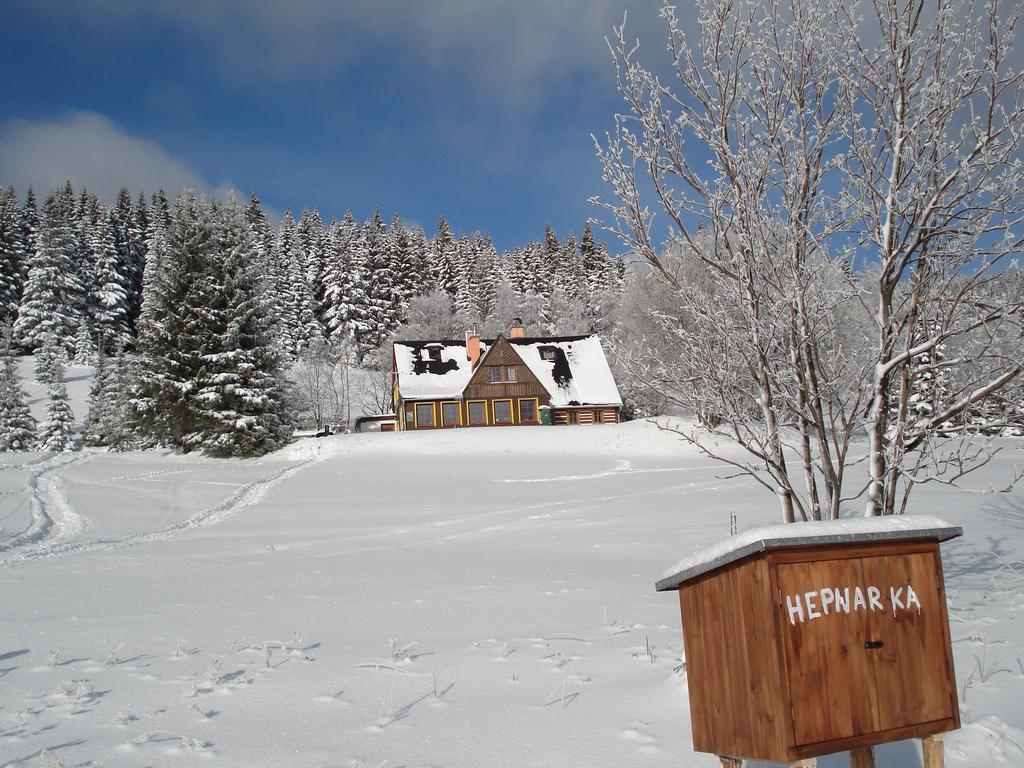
[850,747,876,768]
[922,733,945,768]
[718,757,741,768]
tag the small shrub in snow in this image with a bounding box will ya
[189,702,216,720]
[14,712,30,739]
[34,748,61,768]
[204,658,222,688]
[104,638,125,666]
[72,321,98,366]
[71,678,95,706]
[376,670,399,726]
[113,711,139,727]
[389,638,418,663]
[543,680,573,708]
[973,636,1012,683]
[34,334,66,385]
[38,378,77,452]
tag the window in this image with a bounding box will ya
[441,401,461,426]
[541,347,557,361]
[426,345,442,361]
[493,399,513,424]
[487,366,519,383]
[404,405,415,428]
[415,402,435,427]
[519,398,538,423]
[468,401,487,425]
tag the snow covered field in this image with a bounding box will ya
[1,422,1023,768]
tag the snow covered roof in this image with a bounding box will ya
[393,340,491,400]
[655,515,963,592]
[393,334,622,407]
[508,335,622,407]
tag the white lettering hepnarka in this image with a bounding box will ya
[785,584,922,625]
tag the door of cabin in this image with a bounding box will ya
[775,546,955,748]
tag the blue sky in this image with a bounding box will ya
[0,1,665,251]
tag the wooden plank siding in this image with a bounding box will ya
[399,397,545,429]
[463,337,550,403]
[679,556,791,763]
[551,408,621,425]
[399,401,624,429]
[463,382,551,401]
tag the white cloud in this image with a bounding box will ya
[0,111,226,201]
[23,1,667,112]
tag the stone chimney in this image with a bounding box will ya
[509,318,525,339]
[466,328,481,366]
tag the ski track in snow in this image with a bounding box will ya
[496,459,727,484]
[429,479,735,547]
[0,447,734,564]
[1,456,319,564]
[326,475,737,556]
[0,452,90,555]
[73,466,195,486]
[0,452,78,472]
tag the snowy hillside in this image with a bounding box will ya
[1,423,1023,767]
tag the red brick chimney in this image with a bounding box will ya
[466,329,481,366]
[509,317,525,339]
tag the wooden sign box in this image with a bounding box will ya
[656,518,962,766]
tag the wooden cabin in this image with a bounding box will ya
[391,323,622,430]
[656,516,962,768]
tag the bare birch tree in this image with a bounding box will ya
[594,0,1023,521]
[835,0,1024,515]
[594,0,868,522]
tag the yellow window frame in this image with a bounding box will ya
[518,397,540,424]
[414,401,437,428]
[440,400,462,427]
[467,399,489,426]
[492,398,514,425]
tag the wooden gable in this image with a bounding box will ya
[463,336,550,402]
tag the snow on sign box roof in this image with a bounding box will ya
[656,514,962,591]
